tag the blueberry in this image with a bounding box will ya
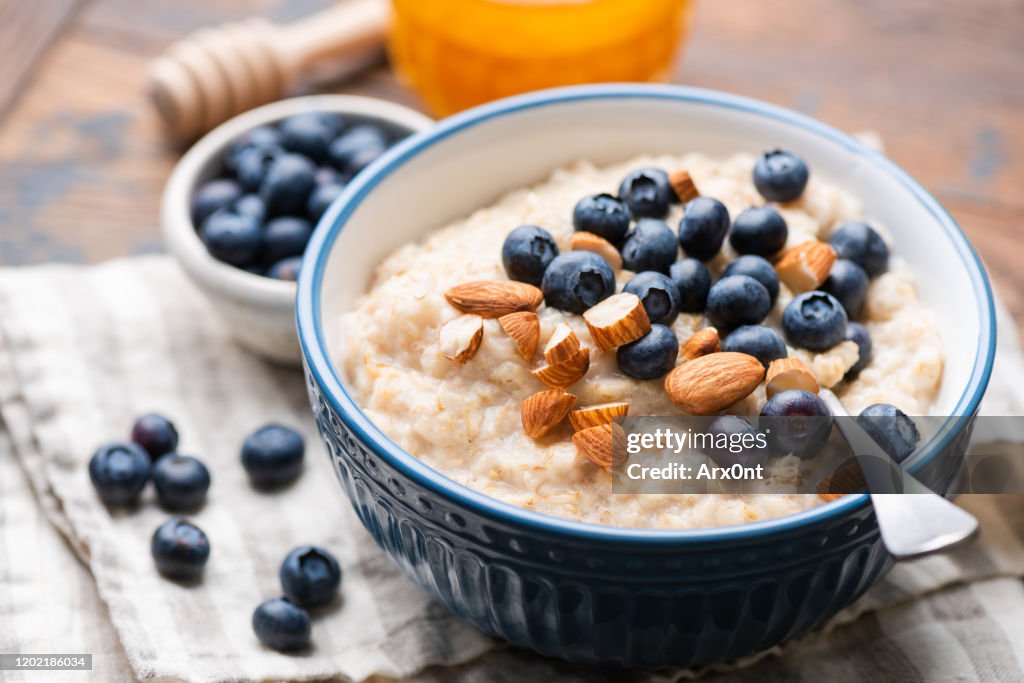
[200,210,262,266]
[722,254,780,305]
[572,193,631,244]
[759,389,833,459]
[131,413,179,461]
[857,403,920,463]
[226,125,282,172]
[153,455,211,511]
[328,124,388,177]
[822,259,869,319]
[234,194,266,222]
[753,149,809,202]
[677,197,730,261]
[307,182,345,223]
[501,225,559,286]
[616,324,678,379]
[278,112,337,163]
[782,291,848,351]
[623,271,680,325]
[705,275,771,330]
[88,442,151,506]
[279,546,342,608]
[541,251,615,314]
[618,168,672,219]
[252,598,311,652]
[705,415,769,468]
[722,325,787,368]
[844,322,873,376]
[266,257,302,282]
[191,179,243,225]
[260,153,317,217]
[668,258,711,313]
[314,165,343,186]
[261,217,312,265]
[241,424,305,488]
[620,219,677,274]
[235,144,283,192]
[829,221,889,277]
[151,517,210,580]
[729,206,789,256]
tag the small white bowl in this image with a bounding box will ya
[162,95,433,364]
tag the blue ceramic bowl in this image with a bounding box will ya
[297,85,995,667]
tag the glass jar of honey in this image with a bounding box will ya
[388,0,693,116]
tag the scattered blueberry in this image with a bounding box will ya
[260,153,317,217]
[153,455,211,511]
[677,197,730,261]
[88,442,151,506]
[280,546,342,608]
[618,168,673,219]
[844,322,873,376]
[541,251,615,314]
[234,194,266,222]
[200,210,262,266]
[314,165,343,186]
[572,193,631,244]
[729,206,789,256]
[151,517,210,580]
[278,112,338,163]
[266,257,302,282]
[252,598,311,652]
[857,403,920,463]
[705,415,769,468]
[722,325,787,368]
[261,217,313,265]
[328,124,389,177]
[705,275,772,330]
[668,258,711,313]
[829,221,889,277]
[753,149,809,202]
[760,389,833,459]
[616,324,679,380]
[241,424,305,488]
[501,225,559,286]
[782,291,848,351]
[623,271,680,325]
[226,125,282,172]
[620,218,677,273]
[822,259,869,319]
[307,182,345,223]
[235,145,283,192]
[131,413,179,461]
[723,254,780,305]
[190,179,242,225]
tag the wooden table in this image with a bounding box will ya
[1,0,1021,334]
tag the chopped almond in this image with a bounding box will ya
[582,293,650,351]
[775,241,836,293]
[533,347,590,388]
[544,323,582,364]
[568,402,629,431]
[498,311,540,361]
[669,169,700,204]
[521,390,577,438]
[570,232,623,270]
[444,280,543,318]
[765,357,819,398]
[679,327,720,362]
[438,314,484,364]
[573,422,627,468]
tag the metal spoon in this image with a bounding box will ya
[819,389,978,560]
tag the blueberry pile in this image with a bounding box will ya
[191,112,408,280]
[252,545,342,652]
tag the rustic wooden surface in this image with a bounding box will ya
[0,0,1021,333]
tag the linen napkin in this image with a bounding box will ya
[1,255,1023,683]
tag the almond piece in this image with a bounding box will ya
[664,352,764,414]
[438,314,484,364]
[499,311,540,361]
[444,280,543,318]
[765,357,820,398]
[669,169,700,204]
[568,402,629,431]
[533,347,590,388]
[679,327,720,362]
[583,293,651,351]
[521,390,577,439]
[573,422,627,468]
[817,460,866,501]
[570,231,623,270]
[774,241,836,293]
[543,323,581,364]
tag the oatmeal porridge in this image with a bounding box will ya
[335,151,944,529]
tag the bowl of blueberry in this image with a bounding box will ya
[162,95,432,364]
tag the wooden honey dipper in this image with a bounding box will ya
[147,0,389,141]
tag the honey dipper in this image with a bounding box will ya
[147,0,389,141]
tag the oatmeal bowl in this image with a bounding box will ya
[296,85,995,667]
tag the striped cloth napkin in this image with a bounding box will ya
[1,255,1023,683]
